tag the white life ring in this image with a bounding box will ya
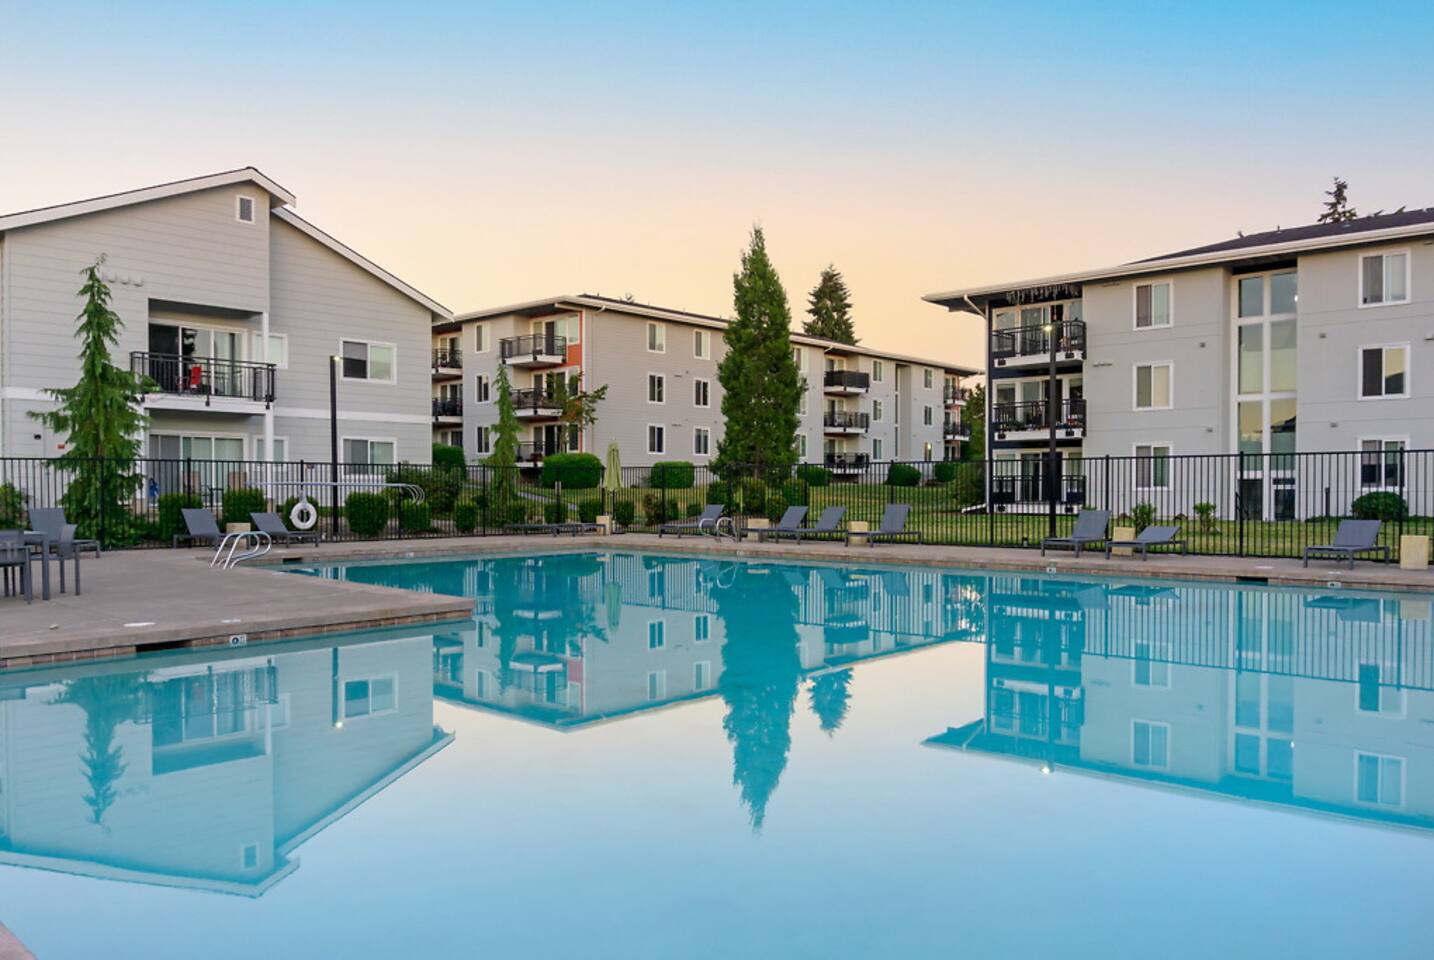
[289,498,319,531]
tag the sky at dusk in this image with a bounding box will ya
[4,0,1432,369]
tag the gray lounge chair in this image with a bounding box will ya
[659,504,725,537]
[0,530,34,603]
[1304,520,1389,569]
[758,506,809,541]
[175,507,223,548]
[1104,525,1186,560]
[763,506,846,543]
[252,511,321,547]
[851,503,919,546]
[1040,509,1110,557]
[28,507,100,557]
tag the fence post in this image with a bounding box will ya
[1103,455,1111,512]
[1237,455,1246,558]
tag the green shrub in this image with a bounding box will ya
[649,460,695,490]
[795,464,832,487]
[454,499,479,534]
[578,499,602,524]
[885,463,921,488]
[540,452,603,489]
[1193,501,1217,534]
[399,501,433,532]
[432,443,466,473]
[507,502,531,526]
[156,492,201,541]
[1352,491,1408,522]
[643,493,676,525]
[707,480,734,505]
[933,461,958,483]
[739,478,769,513]
[387,464,461,518]
[1129,502,1157,533]
[949,462,985,508]
[685,501,703,518]
[781,479,810,506]
[221,487,268,528]
[346,492,390,537]
[765,495,790,523]
[543,501,567,525]
[0,483,26,528]
[613,500,637,528]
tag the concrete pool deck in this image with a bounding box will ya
[0,923,33,960]
[2,533,1430,671]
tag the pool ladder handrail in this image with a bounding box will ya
[211,531,273,570]
[713,516,741,542]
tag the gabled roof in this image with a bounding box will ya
[1142,207,1434,261]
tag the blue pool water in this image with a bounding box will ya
[1,551,1432,958]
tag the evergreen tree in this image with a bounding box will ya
[715,228,804,483]
[952,383,986,508]
[804,265,858,344]
[51,673,147,826]
[550,372,609,448]
[31,258,151,546]
[486,364,522,515]
[1318,177,1358,223]
[808,669,853,735]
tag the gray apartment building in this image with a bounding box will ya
[0,168,449,477]
[431,295,978,471]
[926,209,1434,519]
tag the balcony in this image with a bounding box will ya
[432,346,462,377]
[132,352,276,411]
[823,370,870,395]
[944,385,970,405]
[992,398,1085,443]
[516,440,565,465]
[513,387,563,419]
[991,473,1087,514]
[943,419,971,442]
[824,452,870,475]
[823,410,870,435]
[500,334,568,368]
[991,320,1086,369]
[432,396,463,422]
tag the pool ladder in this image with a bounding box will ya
[211,531,273,570]
[713,517,741,542]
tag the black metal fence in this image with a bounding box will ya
[0,449,1429,559]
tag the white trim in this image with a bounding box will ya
[647,372,666,405]
[693,377,711,408]
[340,673,399,721]
[693,328,711,360]
[1354,659,1407,717]
[1357,435,1409,490]
[338,338,398,385]
[1132,278,1174,330]
[270,406,429,424]
[1357,248,1412,309]
[1132,362,1174,410]
[147,429,251,459]
[1353,750,1406,808]
[474,373,491,404]
[473,323,490,354]
[340,435,399,467]
[1357,342,1411,400]
[646,321,666,354]
[646,423,666,455]
[1132,442,1172,490]
[646,618,666,650]
[235,194,256,224]
[252,331,288,369]
[1131,719,1171,769]
[693,425,711,457]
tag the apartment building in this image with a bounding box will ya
[431,295,978,471]
[0,168,449,480]
[926,209,1434,518]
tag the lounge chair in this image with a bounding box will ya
[1040,509,1110,557]
[1104,525,1186,560]
[763,506,846,543]
[758,506,808,541]
[28,507,101,558]
[0,531,34,603]
[507,519,603,536]
[851,503,919,546]
[659,504,725,537]
[175,507,223,548]
[1304,520,1389,569]
[251,511,321,547]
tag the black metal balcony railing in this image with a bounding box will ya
[432,397,463,418]
[824,452,871,470]
[432,346,462,369]
[131,352,276,404]
[517,440,565,462]
[991,320,1086,361]
[992,398,1086,434]
[500,334,568,362]
[513,387,561,412]
[823,411,871,431]
[823,369,871,390]
[945,385,971,404]
[944,419,971,439]
[990,473,1087,506]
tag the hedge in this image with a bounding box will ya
[221,487,268,528]
[454,499,480,534]
[578,499,602,524]
[613,500,636,527]
[1351,491,1408,522]
[543,501,566,525]
[157,492,202,541]
[649,460,695,490]
[933,461,958,483]
[795,464,832,487]
[885,463,922,487]
[346,492,390,537]
[387,464,461,517]
[431,443,466,473]
[540,452,603,489]
[399,501,433,532]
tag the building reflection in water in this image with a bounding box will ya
[927,574,1434,832]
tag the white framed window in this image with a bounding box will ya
[693,378,710,408]
[648,373,665,404]
[797,433,808,459]
[474,324,490,353]
[1132,639,1170,688]
[1133,362,1172,410]
[251,436,289,462]
[1356,661,1406,716]
[252,333,288,369]
[1134,443,1171,489]
[694,613,711,642]
[799,391,808,416]
[340,339,396,384]
[647,619,666,650]
[1132,719,1170,768]
[475,374,491,404]
[871,438,883,460]
[343,675,397,720]
[872,359,884,382]
[236,195,256,223]
[475,426,491,455]
[1359,250,1410,307]
[647,321,666,353]
[1359,344,1409,399]
[1355,751,1404,807]
[1360,438,1407,488]
[922,405,933,426]
[647,424,665,454]
[646,670,667,701]
[693,426,711,457]
[694,660,712,691]
[923,368,934,389]
[1134,280,1172,329]
[342,437,397,466]
[872,399,883,422]
[792,346,806,371]
[923,441,932,461]
[694,329,711,359]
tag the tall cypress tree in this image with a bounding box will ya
[486,363,522,517]
[715,227,803,482]
[804,265,857,344]
[31,258,151,546]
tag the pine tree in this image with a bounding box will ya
[1318,177,1358,223]
[952,383,986,508]
[804,265,858,344]
[486,363,522,514]
[715,227,804,483]
[31,258,151,546]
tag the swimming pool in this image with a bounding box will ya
[1,551,1431,958]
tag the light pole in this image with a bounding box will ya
[330,355,341,540]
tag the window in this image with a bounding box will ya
[923,368,934,388]
[694,661,712,691]
[1355,752,1403,806]
[693,378,710,408]
[648,373,665,404]
[871,438,883,460]
[1135,444,1170,489]
[923,441,933,461]
[872,360,884,383]
[1132,720,1169,768]
[1361,438,1406,487]
[646,671,666,701]
[252,436,288,462]
[792,347,806,371]
[252,333,287,368]
[647,620,666,650]
[475,427,491,455]
[340,340,396,383]
[799,391,808,416]
[475,374,491,403]
[694,614,711,642]
[872,399,883,422]
[1134,363,1172,409]
[693,427,710,456]
[922,405,933,426]
[1360,251,1409,306]
[647,424,665,454]
[1134,281,1172,328]
[1132,639,1170,687]
[797,434,808,459]
[694,329,711,359]
[647,322,666,353]
[343,676,397,719]
[236,195,255,223]
[474,324,490,353]
[1360,345,1409,399]
[343,438,396,465]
